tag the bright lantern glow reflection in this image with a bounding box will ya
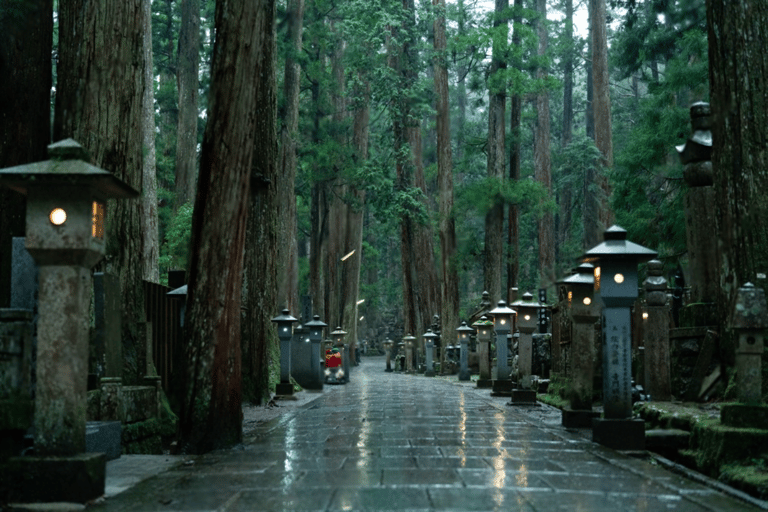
[49,208,67,225]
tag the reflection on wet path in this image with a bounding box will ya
[95,358,761,511]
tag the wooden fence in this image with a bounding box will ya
[143,280,182,394]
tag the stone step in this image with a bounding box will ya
[645,428,690,450]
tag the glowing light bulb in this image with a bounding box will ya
[49,208,67,225]
[583,297,592,306]
[614,273,625,284]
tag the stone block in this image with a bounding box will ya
[645,428,690,450]
[491,379,513,397]
[1,452,106,503]
[119,386,157,423]
[720,403,768,429]
[10,238,37,311]
[86,421,121,461]
[592,418,646,451]
[509,389,538,405]
[561,408,599,428]
[475,379,493,389]
[121,418,162,455]
[692,421,768,475]
[276,382,294,396]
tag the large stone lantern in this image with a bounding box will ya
[560,263,601,427]
[473,316,494,388]
[423,329,438,377]
[489,300,516,395]
[272,309,298,396]
[582,225,657,450]
[510,292,543,389]
[456,321,474,381]
[0,139,138,503]
[305,315,328,390]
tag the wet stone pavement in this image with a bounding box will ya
[93,357,761,511]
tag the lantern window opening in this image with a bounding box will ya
[524,314,531,321]
[49,207,67,226]
[614,273,625,284]
[594,266,601,291]
[92,201,105,239]
[642,312,649,320]
[583,297,592,306]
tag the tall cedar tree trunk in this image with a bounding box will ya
[486,0,508,304]
[707,0,768,328]
[174,0,200,210]
[55,0,147,386]
[309,26,329,330]
[583,0,599,249]
[142,0,160,283]
[276,0,305,315]
[242,0,278,405]
[0,0,52,307]
[179,0,270,453]
[591,0,614,234]
[434,0,459,362]
[535,0,554,289]
[328,31,349,332]
[341,79,370,354]
[558,0,574,257]
[507,0,523,293]
[157,0,177,189]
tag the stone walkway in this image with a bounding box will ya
[91,357,763,511]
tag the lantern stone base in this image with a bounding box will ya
[508,389,538,406]
[720,403,768,429]
[491,379,513,396]
[561,408,599,428]
[476,378,493,388]
[275,382,295,396]
[1,452,106,504]
[592,418,646,451]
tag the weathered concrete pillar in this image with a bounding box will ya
[643,260,672,401]
[732,283,768,404]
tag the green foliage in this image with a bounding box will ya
[158,203,193,284]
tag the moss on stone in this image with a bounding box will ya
[719,461,768,500]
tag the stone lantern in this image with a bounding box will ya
[305,315,328,390]
[456,321,474,381]
[383,338,394,372]
[731,283,768,404]
[403,333,416,373]
[423,329,438,377]
[511,292,543,389]
[331,326,350,382]
[560,263,601,427]
[582,225,657,450]
[272,309,298,396]
[489,300,516,396]
[473,316,494,388]
[0,139,138,503]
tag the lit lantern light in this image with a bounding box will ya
[92,201,105,238]
[614,273,625,284]
[642,311,649,320]
[594,266,602,291]
[49,208,67,226]
[583,297,592,306]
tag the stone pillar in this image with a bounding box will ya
[677,102,718,308]
[643,260,671,401]
[384,338,393,372]
[732,283,768,404]
[93,272,122,380]
[35,265,91,456]
[405,336,414,373]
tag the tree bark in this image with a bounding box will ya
[707,0,768,323]
[174,0,200,209]
[535,0,554,290]
[55,0,147,385]
[507,0,523,293]
[485,0,508,304]
[242,0,278,405]
[179,0,270,453]
[583,0,599,249]
[0,0,52,307]
[591,0,614,233]
[557,0,574,261]
[142,0,160,283]
[434,0,459,365]
[276,0,305,315]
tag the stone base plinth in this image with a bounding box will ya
[562,408,599,428]
[720,403,768,429]
[592,418,646,451]
[425,370,435,377]
[275,382,294,396]
[491,379,513,396]
[1,453,106,504]
[476,379,493,389]
[508,389,538,406]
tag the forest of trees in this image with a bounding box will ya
[0,0,765,453]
